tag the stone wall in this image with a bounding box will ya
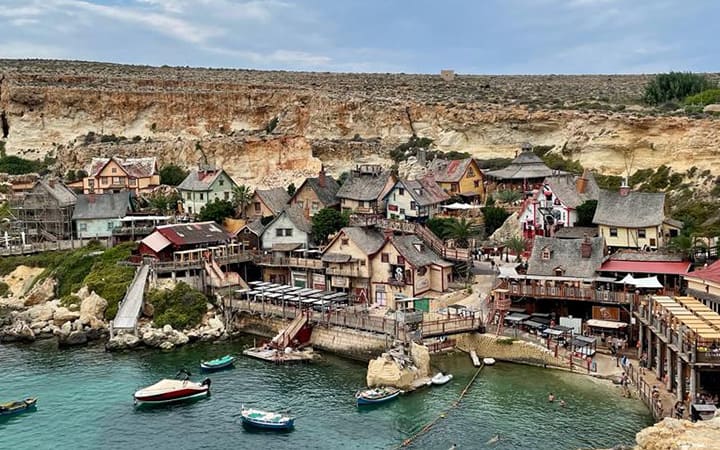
[457,333,571,369]
[310,325,389,361]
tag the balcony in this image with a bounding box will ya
[255,255,324,270]
[112,226,154,237]
[502,281,642,304]
[326,264,362,277]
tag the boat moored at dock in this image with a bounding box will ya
[431,373,453,386]
[355,387,401,406]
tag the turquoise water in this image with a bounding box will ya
[1,338,652,450]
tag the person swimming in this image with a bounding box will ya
[559,399,566,407]
[548,392,555,402]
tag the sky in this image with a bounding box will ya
[0,0,716,74]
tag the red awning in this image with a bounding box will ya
[599,260,691,275]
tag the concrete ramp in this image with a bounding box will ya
[112,263,151,333]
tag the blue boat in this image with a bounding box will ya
[200,355,236,372]
[355,387,401,406]
[240,406,295,430]
[0,397,37,417]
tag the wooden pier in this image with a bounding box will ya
[242,347,319,364]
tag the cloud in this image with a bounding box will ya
[0,41,68,59]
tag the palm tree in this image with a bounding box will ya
[504,236,527,262]
[443,218,480,248]
[668,234,694,260]
[232,184,253,219]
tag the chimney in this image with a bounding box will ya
[319,165,326,188]
[580,234,592,259]
[619,177,630,197]
[575,169,589,194]
[383,229,394,241]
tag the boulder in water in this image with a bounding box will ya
[106,332,141,351]
[59,330,88,346]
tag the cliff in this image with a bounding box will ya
[634,417,720,450]
[2,59,720,186]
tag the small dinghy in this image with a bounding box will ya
[355,387,401,406]
[241,405,295,430]
[483,358,496,366]
[431,372,453,386]
[0,397,37,417]
[134,370,211,406]
[200,355,236,372]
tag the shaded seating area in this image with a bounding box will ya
[236,281,350,312]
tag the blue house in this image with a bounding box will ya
[73,192,134,239]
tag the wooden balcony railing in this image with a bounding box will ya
[502,281,642,304]
[112,226,155,236]
[325,265,362,277]
[255,255,324,270]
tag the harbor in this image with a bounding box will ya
[0,338,653,450]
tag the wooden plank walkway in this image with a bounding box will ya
[112,264,151,333]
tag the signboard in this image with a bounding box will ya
[331,276,349,288]
[592,306,620,321]
[292,271,307,288]
[391,265,405,283]
[312,273,326,290]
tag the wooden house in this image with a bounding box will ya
[82,157,159,195]
[383,175,450,221]
[427,158,485,200]
[177,166,238,216]
[244,187,289,219]
[289,166,340,218]
[336,164,395,215]
[10,178,76,242]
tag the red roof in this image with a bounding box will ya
[156,221,229,246]
[685,260,720,284]
[599,260,691,275]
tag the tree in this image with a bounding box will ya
[287,183,296,197]
[65,169,77,182]
[443,217,481,248]
[493,190,522,205]
[337,171,350,186]
[504,236,527,262]
[643,72,713,105]
[481,206,511,237]
[159,164,189,186]
[312,208,349,244]
[232,184,254,218]
[426,217,455,240]
[147,191,182,214]
[198,199,235,223]
[575,200,598,227]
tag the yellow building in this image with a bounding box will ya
[593,187,681,250]
[427,158,485,200]
[82,157,160,195]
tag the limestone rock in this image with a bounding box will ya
[53,307,81,326]
[23,303,56,322]
[489,212,521,243]
[703,104,720,113]
[162,324,173,333]
[3,265,45,298]
[59,330,88,346]
[0,296,26,310]
[208,317,225,332]
[142,328,166,347]
[23,277,56,306]
[635,417,720,450]
[0,320,36,342]
[410,342,431,377]
[167,330,189,346]
[366,354,416,390]
[75,286,91,301]
[159,341,175,351]
[142,302,154,318]
[30,320,48,330]
[79,292,108,325]
[106,332,141,351]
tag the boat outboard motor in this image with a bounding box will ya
[201,378,212,388]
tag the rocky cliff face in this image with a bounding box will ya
[634,417,720,450]
[2,60,720,186]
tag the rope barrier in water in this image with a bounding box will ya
[395,363,485,449]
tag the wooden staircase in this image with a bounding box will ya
[271,313,309,349]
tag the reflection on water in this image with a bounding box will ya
[0,339,652,450]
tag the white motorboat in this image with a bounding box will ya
[483,358,496,366]
[431,372,453,386]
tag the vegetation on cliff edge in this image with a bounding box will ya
[146,282,208,330]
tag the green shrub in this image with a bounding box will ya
[643,72,713,105]
[0,155,46,175]
[159,164,189,186]
[389,135,435,163]
[496,338,515,346]
[493,190,522,204]
[0,281,9,297]
[147,282,208,330]
[426,217,457,240]
[684,88,720,106]
[541,154,583,175]
[82,242,137,320]
[481,206,511,237]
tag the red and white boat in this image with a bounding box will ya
[133,378,211,405]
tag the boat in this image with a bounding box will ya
[483,358,496,366]
[431,372,453,385]
[240,406,295,430]
[355,387,401,406]
[200,355,236,371]
[0,397,37,417]
[134,374,211,406]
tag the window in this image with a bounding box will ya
[609,228,618,237]
[360,259,366,266]
[297,200,304,208]
[186,192,192,200]
[129,178,137,186]
[254,202,261,212]
[312,202,319,211]
[541,248,551,260]
[102,177,109,185]
[398,188,405,196]
[397,255,405,265]
[381,253,389,263]
[112,176,121,185]
[410,201,416,210]
[341,238,349,246]
[474,180,480,188]
[107,222,115,231]
[199,193,204,200]
[400,208,406,215]
[219,179,224,186]
[276,228,283,237]
[467,168,475,177]
[79,223,87,232]
[638,229,646,239]
[88,179,95,187]
[111,167,117,174]
[224,192,230,200]
[649,238,657,247]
